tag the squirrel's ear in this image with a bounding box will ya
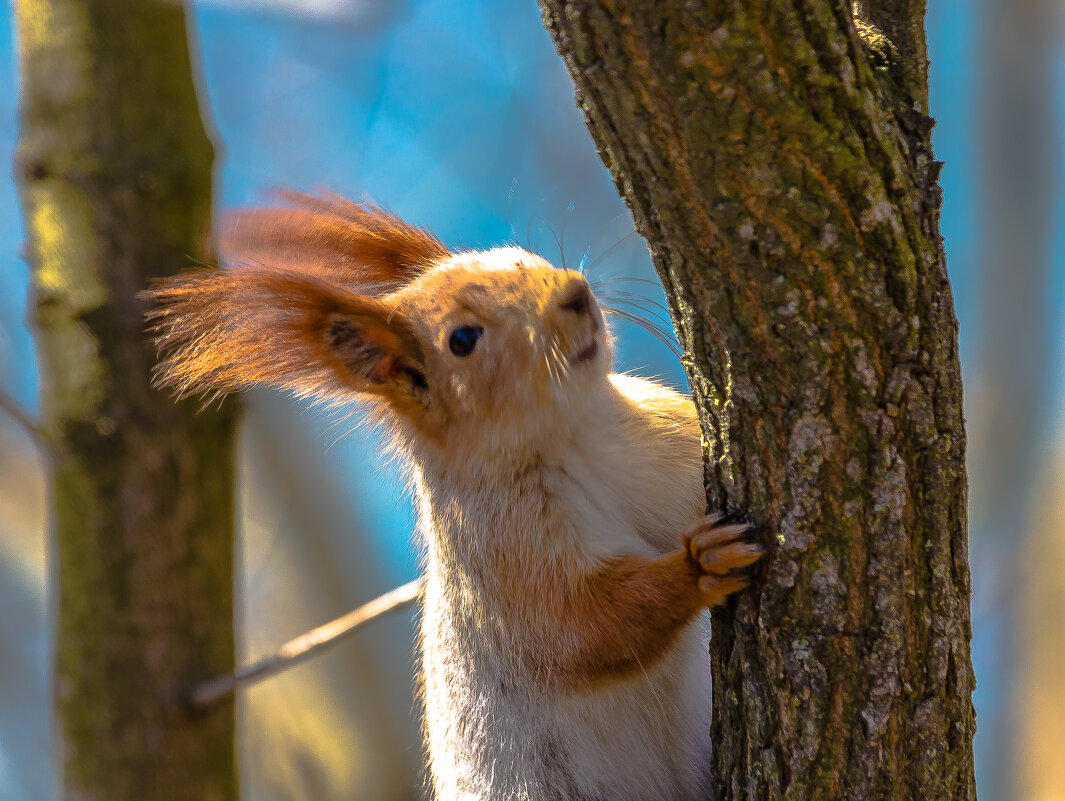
[144,268,428,409]
[322,308,429,410]
[221,192,450,293]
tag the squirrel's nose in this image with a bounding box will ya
[559,282,593,318]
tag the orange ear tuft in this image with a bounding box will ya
[143,267,426,408]
[221,192,450,294]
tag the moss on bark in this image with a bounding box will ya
[14,1,239,799]
[539,1,975,799]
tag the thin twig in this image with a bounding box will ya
[0,387,44,441]
[190,576,425,708]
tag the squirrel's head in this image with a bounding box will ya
[145,193,612,460]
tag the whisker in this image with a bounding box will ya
[600,304,684,360]
[507,177,522,247]
[604,312,682,361]
[553,342,570,378]
[589,276,665,291]
[525,215,536,253]
[557,343,570,381]
[604,303,680,345]
[609,311,679,351]
[387,292,419,323]
[582,229,639,275]
[541,334,562,387]
[558,202,575,268]
[581,210,635,261]
[546,223,567,271]
[594,294,677,337]
[577,245,592,274]
[593,289,672,320]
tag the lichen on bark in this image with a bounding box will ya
[14,1,239,799]
[539,1,976,799]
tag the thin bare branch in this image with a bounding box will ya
[190,576,424,707]
[0,387,43,442]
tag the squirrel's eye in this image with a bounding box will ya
[448,325,483,357]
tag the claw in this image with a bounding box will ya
[699,575,749,607]
[698,541,764,575]
[682,514,766,606]
[687,523,753,559]
[680,512,726,549]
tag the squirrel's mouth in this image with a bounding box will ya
[571,338,599,365]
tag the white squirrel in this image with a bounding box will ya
[146,193,764,801]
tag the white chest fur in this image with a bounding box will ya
[412,375,712,801]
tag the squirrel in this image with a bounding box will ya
[145,192,765,801]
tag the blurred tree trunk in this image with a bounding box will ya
[13,2,239,800]
[239,394,421,801]
[540,2,976,799]
[1016,447,1065,801]
[972,0,1061,798]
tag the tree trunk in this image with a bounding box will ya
[13,2,239,799]
[539,2,976,799]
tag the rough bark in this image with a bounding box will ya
[13,2,239,799]
[539,2,975,800]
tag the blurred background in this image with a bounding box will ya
[0,1,1061,800]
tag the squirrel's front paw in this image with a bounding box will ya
[681,514,765,607]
